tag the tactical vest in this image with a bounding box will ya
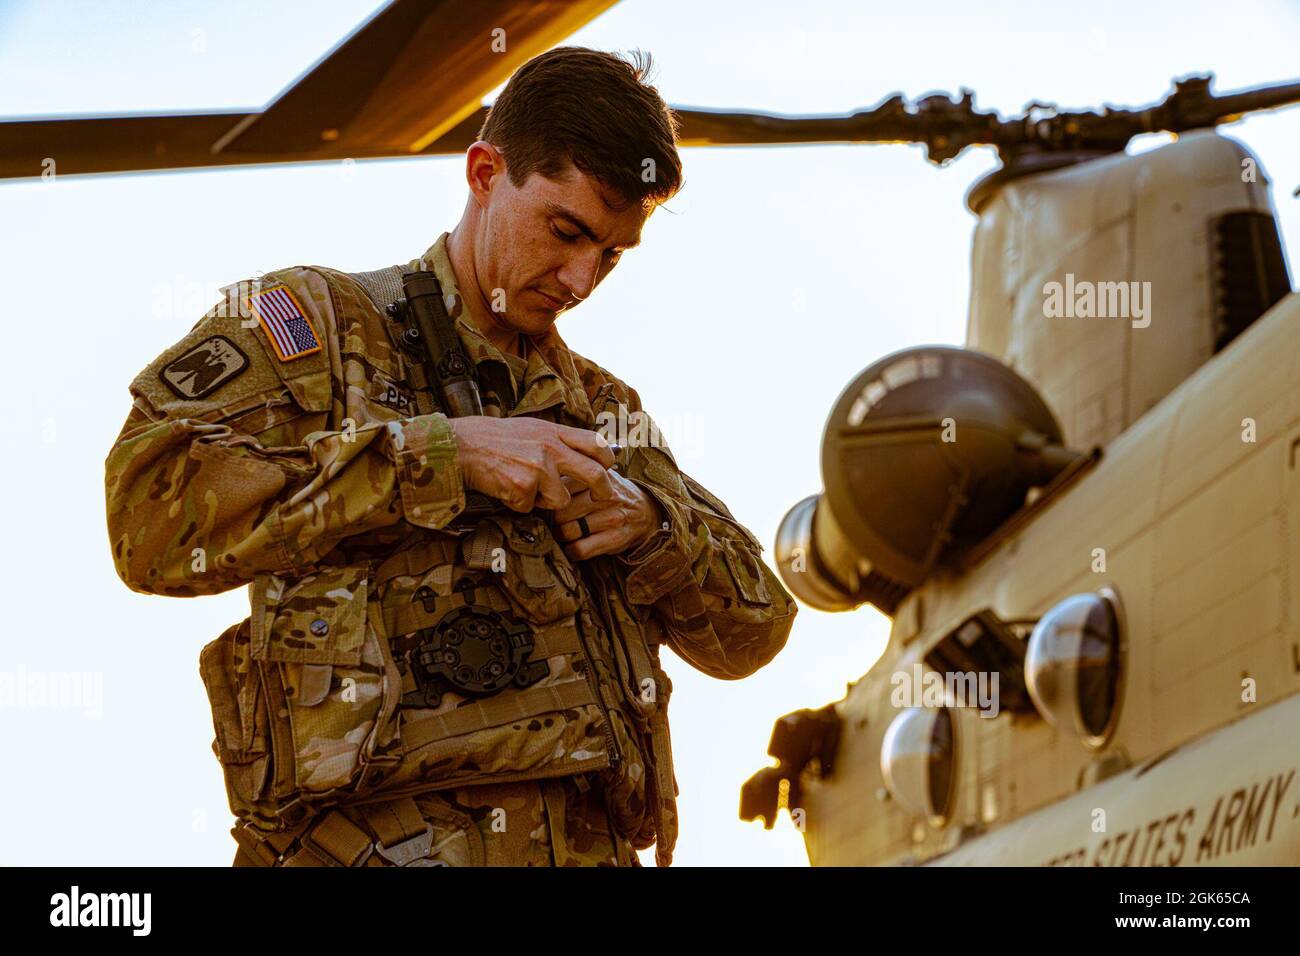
[199,265,678,862]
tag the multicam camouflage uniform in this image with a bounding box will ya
[105,232,796,866]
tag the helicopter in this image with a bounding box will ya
[7,0,1296,868]
[737,75,1300,866]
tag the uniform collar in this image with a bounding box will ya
[411,232,594,426]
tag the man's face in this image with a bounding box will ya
[473,154,649,337]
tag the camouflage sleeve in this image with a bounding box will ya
[604,387,797,680]
[105,268,464,597]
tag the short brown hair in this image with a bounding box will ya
[479,46,682,210]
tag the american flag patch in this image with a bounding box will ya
[250,285,322,361]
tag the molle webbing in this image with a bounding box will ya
[346,265,407,314]
[399,677,596,751]
[373,536,462,588]
[236,795,431,867]
[387,591,586,659]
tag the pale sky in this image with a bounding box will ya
[1,0,1297,866]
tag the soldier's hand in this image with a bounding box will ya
[447,416,616,512]
[551,472,664,561]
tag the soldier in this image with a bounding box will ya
[105,46,796,867]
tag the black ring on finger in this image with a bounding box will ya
[577,516,590,538]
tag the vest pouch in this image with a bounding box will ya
[199,619,273,817]
[249,563,401,808]
[464,513,581,624]
[370,519,616,796]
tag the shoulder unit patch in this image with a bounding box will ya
[160,335,250,399]
[250,284,322,361]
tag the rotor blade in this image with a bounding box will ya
[671,103,923,147]
[0,0,617,180]
[219,0,618,157]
